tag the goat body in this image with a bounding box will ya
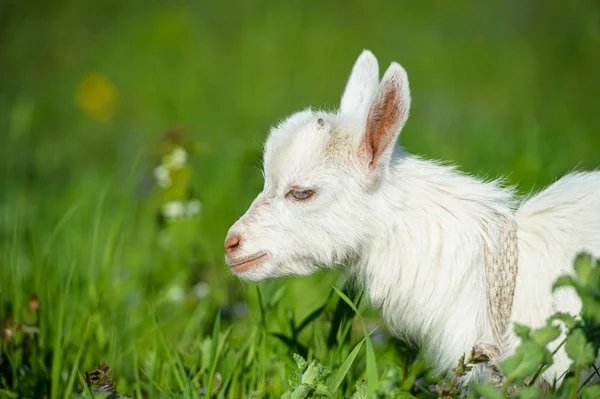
[224,50,600,385]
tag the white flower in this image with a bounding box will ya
[193,282,211,299]
[171,147,187,168]
[153,165,171,188]
[162,201,185,219]
[163,146,187,170]
[166,285,185,302]
[186,199,202,218]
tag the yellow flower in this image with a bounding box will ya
[75,73,119,122]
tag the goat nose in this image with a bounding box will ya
[225,235,241,254]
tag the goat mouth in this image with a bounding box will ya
[230,253,268,273]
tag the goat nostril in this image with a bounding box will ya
[225,235,241,253]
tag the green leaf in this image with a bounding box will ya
[300,360,331,386]
[205,312,222,395]
[281,383,313,399]
[531,323,561,346]
[549,312,578,330]
[329,338,365,393]
[295,304,327,334]
[574,253,593,284]
[268,285,288,308]
[513,323,532,339]
[332,286,361,316]
[349,379,368,399]
[271,332,308,358]
[472,383,503,399]
[514,386,543,399]
[565,329,596,367]
[552,276,577,292]
[332,286,379,394]
[500,341,549,380]
[364,328,379,395]
[400,360,429,391]
[293,353,308,370]
[581,297,600,324]
[581,384,600,399]
[388,392,416,399]
[377,364,401,393]
[0,389,18,399]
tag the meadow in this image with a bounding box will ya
[1,1,600,398]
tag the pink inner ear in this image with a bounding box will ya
[365,83,401,168]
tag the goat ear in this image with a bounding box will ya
[361,62,410,172]
[339,50,379,118]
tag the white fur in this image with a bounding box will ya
[225,50,600,385]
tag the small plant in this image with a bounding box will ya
[75,363,131,399]
[152,128,202,230]
[0,294,42,396]
[281,354,332,399]
[426,349,492,398]
[471,253,600,399]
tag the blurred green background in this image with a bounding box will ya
[1,0,599,397]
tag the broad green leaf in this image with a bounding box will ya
[531,323,561,346]
[500,342,549,380]
[574,253,593,284]
[472,383,503,399]
[581,297,600,324]
[513,323,532,339]
[514,386,543,399]
[565,329,596,367]
[552,276,577,292]
[581,384,600,399]
[549,312,578,330]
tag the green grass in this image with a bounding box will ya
[1,0,600,397]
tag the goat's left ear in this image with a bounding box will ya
[360,62,411,174]
[340,50,379,119]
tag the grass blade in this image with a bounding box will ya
[332,286,360,316]
[271,332,308,358]
[329,337,365,393]
[364,327,379,394]
[205,311,222,395]
[333,285,379,392]
[296,304,327,334]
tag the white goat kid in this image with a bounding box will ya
[224,50,600,387]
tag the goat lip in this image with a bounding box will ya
[229,253,268,273]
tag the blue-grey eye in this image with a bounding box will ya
[287,188,315,201]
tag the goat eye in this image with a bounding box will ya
[287,188,315,201]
